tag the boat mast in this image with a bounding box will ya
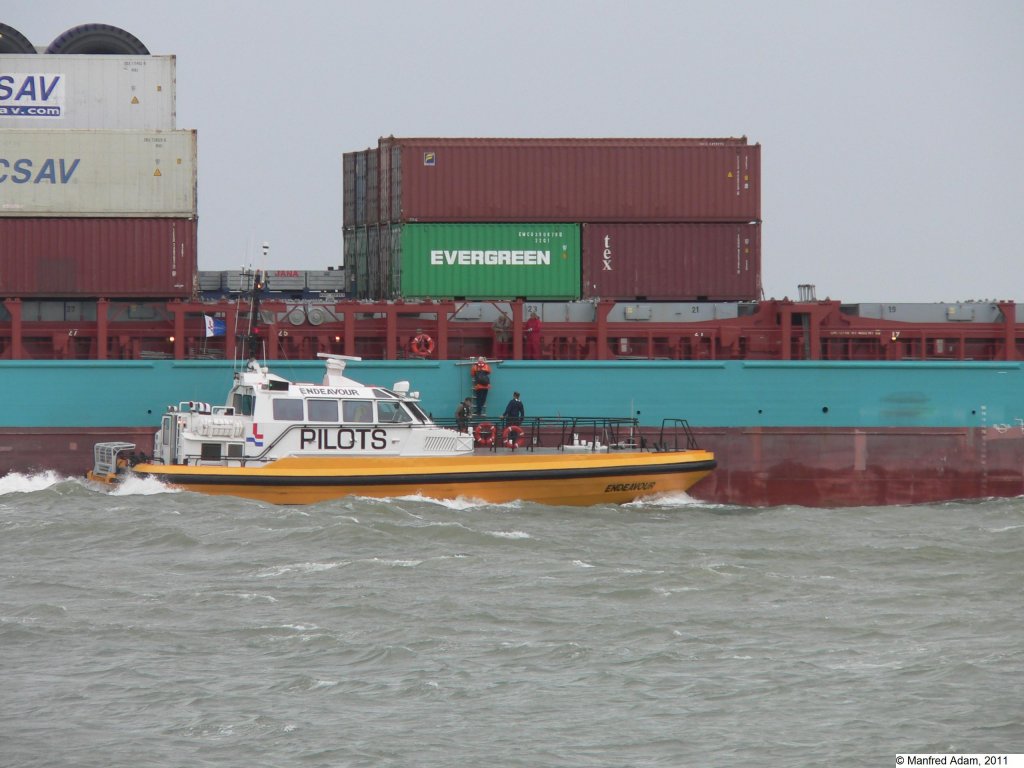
[235,241,269,362]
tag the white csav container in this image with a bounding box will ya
[0,129,196,216]
[0,54,176,129]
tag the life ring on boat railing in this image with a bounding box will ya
[502,424,526,449]
[473,421,496,447]
[410,333,435,357]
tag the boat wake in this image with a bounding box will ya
[356,492,524,511]
[110,474,180,497]
[624,490,703,508]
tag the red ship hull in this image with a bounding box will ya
[6,424,1022,508]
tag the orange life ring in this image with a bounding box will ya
[473,421,496,447]
[502,424,526,449]
[410,333,435,357]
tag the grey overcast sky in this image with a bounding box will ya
[7,0,1024,302]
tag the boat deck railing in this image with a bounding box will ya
[434,415,701,453]
[91,441,137,477]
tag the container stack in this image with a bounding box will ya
[342,137,761,301]
[0,26,197,302]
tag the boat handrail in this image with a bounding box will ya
[656,418,700,451]
[433,415,666,452]
[91,441,137,477]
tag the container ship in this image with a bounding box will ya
[3,23,1023,508]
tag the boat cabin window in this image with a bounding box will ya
[233,388,255,416]
[272,398,304,421]
[406,402,429,423]
[307,399,339,422]
[378,401,413,423]
[201,443,221,460]
[343,400,374,424]
[227,443,243,458]
[372,388,397,399]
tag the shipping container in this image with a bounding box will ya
[0,129,196,216]
[343,228,370,300]
[0,54,176,129]
[367,225,383,300]
[197,271,222,292]
[344,222,582,300]
[342,152,355,226]
[581,222,761,301]
[378,138,394,223]
[305,269,346,292]
[398,223,580,300]
[346,137,760,225]
[353,150,368,226]
[222,270,259,294]
[262,270,305,292]
[366,149,379,227]
[0,217,196,297]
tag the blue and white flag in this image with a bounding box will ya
[204,315,226,337]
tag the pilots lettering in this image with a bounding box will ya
[300,427,387,451]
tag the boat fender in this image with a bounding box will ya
[502,425,526,450]
[410,333,435,357]
[474,421,495,447]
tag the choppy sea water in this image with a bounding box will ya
[1,472,1021,767]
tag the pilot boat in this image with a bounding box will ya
[87,354,716,505]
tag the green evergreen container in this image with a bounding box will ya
[398,223,581,299]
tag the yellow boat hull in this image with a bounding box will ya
[131,450,716,506]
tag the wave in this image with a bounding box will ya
[109,474,180,497]
[0,470,180,501]
[0,470,66,495]
[349,492,525,512]
[624,490,704,508]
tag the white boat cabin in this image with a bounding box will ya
[151,355,474,466]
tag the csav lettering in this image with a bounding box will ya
[0,74,62,102]
[0,157,80,184]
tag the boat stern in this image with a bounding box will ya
[86,441,137,485]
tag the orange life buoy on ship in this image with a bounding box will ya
[410,333,435,357]
[502,424,526,449]
[474,421,496,447]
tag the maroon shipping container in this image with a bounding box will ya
[0,218,197,298]
[581,222,761,301]
[343,153,356,226]
[366,137,760,224]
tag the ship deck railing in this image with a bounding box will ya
[91,441,138,477]
[436,415,701,453]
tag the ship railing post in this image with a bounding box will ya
[437,302,451,360]
[385,305,398,360]
[596,300,612,361]
[170,301,186,360]
[512,299,524,360]
[96,298,109,360]
[4,298,23,360]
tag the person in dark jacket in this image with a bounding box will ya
[455,397,473,433]
[502,391,525,426]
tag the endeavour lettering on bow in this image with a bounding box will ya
[604,481,656,493]
[300,427,387,451]
[429,250,551,266]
